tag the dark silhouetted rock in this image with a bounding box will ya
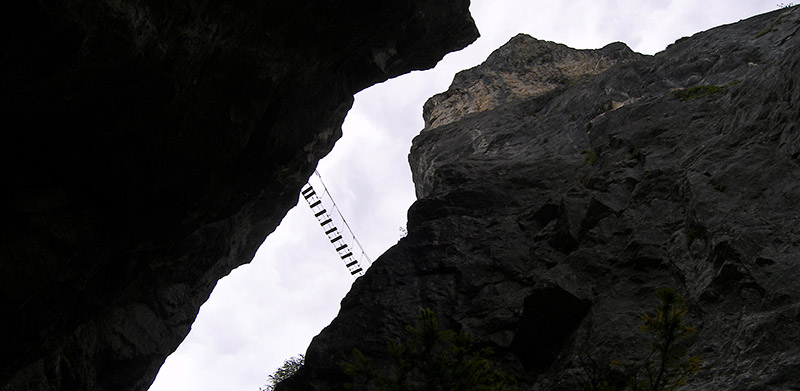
[0,1,477,390]
[285,6,800,391]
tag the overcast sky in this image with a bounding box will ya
[148,2,776,390]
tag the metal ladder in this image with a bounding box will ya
[300,180,365,277]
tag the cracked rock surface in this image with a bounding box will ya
[286,7,800,391]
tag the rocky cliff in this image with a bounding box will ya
[286,6,800,391]
[0,2,477,390]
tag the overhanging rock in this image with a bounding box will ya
[0,1,478,390]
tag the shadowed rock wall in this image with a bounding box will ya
[0,1,478,390]
[286,7,800,391]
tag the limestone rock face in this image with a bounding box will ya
[286,6,800,391]
[0,2,477,390]
[423,35,643,131]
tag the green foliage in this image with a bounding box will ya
[342,308,514,391]
[684,221,708,246]
[629,288,700,391]
[670,85,725,101]
[261,355,304,391]
[583,149,599,165]
[754,24,776,38]
[754,14,785,38]
[579,353,629,391]
[579,289,700,391]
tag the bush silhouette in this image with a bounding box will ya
[342,308,514,391]
[261,355,304,391]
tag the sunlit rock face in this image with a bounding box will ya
[286,6,800,391]
[422,35,643,131]
[0,1,477,390]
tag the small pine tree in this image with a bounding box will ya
[629,288,700,391]
[579,288,701,391]
[342,308,513,391]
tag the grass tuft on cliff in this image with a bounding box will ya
[670,85,726,101]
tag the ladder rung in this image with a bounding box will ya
[303,175,367,279]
